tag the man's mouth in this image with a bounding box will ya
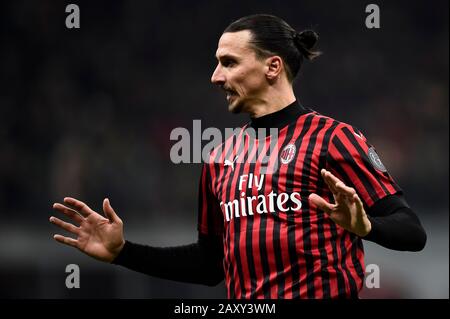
[224,89,237,101]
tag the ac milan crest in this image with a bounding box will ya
[280,143,296,164]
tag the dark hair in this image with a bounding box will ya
[224,14,321,82]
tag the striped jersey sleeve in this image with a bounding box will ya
[197,163,224,236]
[326,123,402,209]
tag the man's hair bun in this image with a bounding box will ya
[293,30,321,60]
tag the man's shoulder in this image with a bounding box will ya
[310,112,370,149]
[306,109,364,138]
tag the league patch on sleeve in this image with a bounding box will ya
[367,147,387,172]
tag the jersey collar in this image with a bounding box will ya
[249,100,311,131]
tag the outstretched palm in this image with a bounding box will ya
[309,169,372,237]
[50,197,125,262]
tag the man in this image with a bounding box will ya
[50,14,426,298]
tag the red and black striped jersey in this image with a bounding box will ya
[198,103,401,299]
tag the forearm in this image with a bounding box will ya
[111,234,224,286]
[363,194,427,251]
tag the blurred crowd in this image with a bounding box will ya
[1,1,447,224]
[0,1,448,225]
[0,0,448,299]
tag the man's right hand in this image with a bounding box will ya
[50,197,125,263]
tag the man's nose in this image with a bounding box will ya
[211,65,225,85]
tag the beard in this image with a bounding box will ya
[228,96,245,114]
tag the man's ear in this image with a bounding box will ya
[266,56,283,80]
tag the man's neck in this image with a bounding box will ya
[247,86,297,118]
[249,99,309,132]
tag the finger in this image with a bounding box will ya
[64,197,95,217]
[52,203,84,224]
[353,193,365,212]
[321,169,338,191]
[308,193,335,214]
[335,182,357,198]
[103,198,120,223]
[53,234,78,248]
[49,216,80,235]
[322,169,344,186]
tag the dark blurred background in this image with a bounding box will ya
[0,0,448,298]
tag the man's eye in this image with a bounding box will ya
[223,60,235,67]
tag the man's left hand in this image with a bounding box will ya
[308,169,372,237]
